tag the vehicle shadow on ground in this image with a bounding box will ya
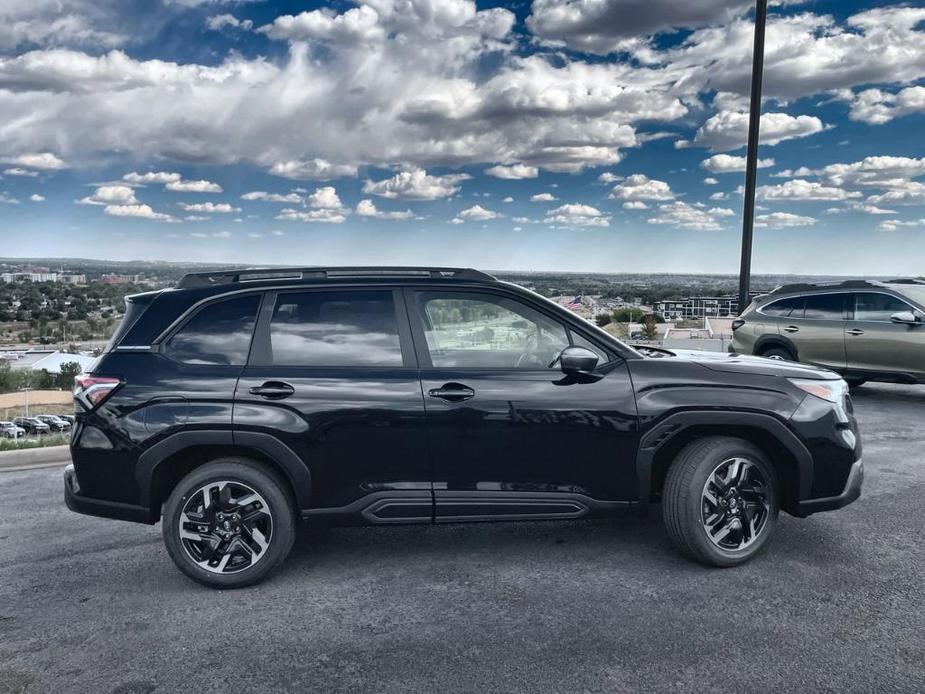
[849,383,925,406]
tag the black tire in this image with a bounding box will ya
[759,345,795,361]
[662,436,779,567]
[162,458,296,589]
[846,379,866,389]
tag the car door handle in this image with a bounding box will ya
[783,325,800,333]
[846,329,864,336]
[248,381,295,399]
[428,383,475,402]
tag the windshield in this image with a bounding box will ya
[897,286,925,310]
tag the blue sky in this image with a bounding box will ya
[1,0,924,274]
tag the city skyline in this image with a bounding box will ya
[1,0,924,275]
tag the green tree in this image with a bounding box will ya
[641,315,660,341]
[613,307,645,323]
[595,313,613,327]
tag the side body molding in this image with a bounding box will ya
[634,410,814,511]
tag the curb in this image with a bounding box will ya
[0,445,71,471]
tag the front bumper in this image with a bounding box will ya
[793,458,863,517]
[64,464,154,524]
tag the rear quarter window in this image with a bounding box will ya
[163,295,260,366]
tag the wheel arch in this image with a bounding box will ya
[636,411,812,516]
[138,431,312,521]
[753,334,798,359]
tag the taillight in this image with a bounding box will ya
[74,374,121,408]
[731,319,745,331]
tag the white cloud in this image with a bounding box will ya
[29,193,45,202]
[502,196,514,203]
[703,177,718,185]
[306,186,343,209]
[79,184,138,206]
[276,208,347,224]
[269,159,358,181]
[709,191,729,201]
[701,154,775,174]
[178,202,241,213]
[846,86,925,125]
[680,111,825,152]
[484,164,539,179]
[622,201,649,210]
[867,181,925,207]
[3,167,38,177]
[609,174,674,201]
[708,207,736,217]
[879,218,925,232]
[166,179,223,193]
[103,203,176,223]
[452,204,500,223]
[3,152,67,170]
[647,201,728,231]
[0,192,19,204]
[756,179,862,202]
[755,212,817,228]
[207,14,254,32]
[356,199,414,220]
[530,192,558,202]
[184,215,209,222]
[363,169,470,200]
[241,190,303,203]
[544,203,610,228]
[598,172,623,184]
[123,171,181,185]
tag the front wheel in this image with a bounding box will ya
[663,437,779,567]
[162,458,296,588]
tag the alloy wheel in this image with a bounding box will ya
[700,457,771,551]
[178,481,273,574]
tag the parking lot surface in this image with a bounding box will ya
[1,384,923,694]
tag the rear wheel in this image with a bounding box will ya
[845,378,866,389]
[162,458,296,588]
[759,345,795,361]
[663,437,779,567]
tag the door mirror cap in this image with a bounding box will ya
[890,311,919,325]
[559,346,599,375]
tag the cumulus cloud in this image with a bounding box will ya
[123,171,181,184]
[30,194,45,202]
[241,190,303,203]
[530,192,558,202]
[79,184,137,206]
[609,174,674,201]
[452,204,500,224]
[484,164,539,179]
[0,192,20,204]
[269,159,358,181]
[701,154,775,174]
[846,86,925,125]
[362,169,470,200]
[647,201,727,231]
[622,201,649,210]
[166,179,223,193]
[207,14,254,32]
[3,152,67,170]
[879,218,925,232]
[704,177,719,185]
[306,186,343,209]
[177,202,241,213]
[756,179,862,202]
[356,199,414,220]
[103,203,176,222]
[3,167,38,177]
[276,208,347,224]
[679,111,826,152]
[544,203,610,228]
[755,212,817,228]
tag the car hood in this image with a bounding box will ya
[663,349,842,380]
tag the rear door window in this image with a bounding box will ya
[803,294,844,320]
[267,290,403,367]
[164,295,260,365]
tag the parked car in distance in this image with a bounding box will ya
[14,417,51,434]
[35,414,71,432]
[57,414,76,426]
[65,267,862,588]
[1,421,26,438]
[732,278,925,387]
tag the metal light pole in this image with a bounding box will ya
[737,0,769,314]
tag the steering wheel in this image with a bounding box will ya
[514,351,544,368]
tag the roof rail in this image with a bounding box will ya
[177,266,496,289]
[768,279,888,295]
[884,278,925,285]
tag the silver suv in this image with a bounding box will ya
[731,279,925,386]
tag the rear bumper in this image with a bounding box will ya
[793,459,863,517]
[64,464,154,524]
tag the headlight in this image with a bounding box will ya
[788,378,848,404]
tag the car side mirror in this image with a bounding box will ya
[890,311,919,325]
[559,346,599,375]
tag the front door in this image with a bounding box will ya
[845,292,925,378]
[407,288,638,521]
[234,287,431,522]
[783,292,847,370]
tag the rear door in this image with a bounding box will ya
[234,287,431,521]
[845,292,925,377]
[782,293,847,370]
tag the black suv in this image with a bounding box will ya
[65,267,863,588]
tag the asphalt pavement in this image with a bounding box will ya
[0,383,923,693]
